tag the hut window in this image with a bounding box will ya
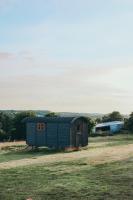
[37,123,45,131]
[77,124,82,131]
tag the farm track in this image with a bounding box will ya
[0,143,133,169]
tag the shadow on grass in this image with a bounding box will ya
[0,145,83,163]
[0,146,65,163]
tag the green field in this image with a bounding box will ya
[0,134,133,200]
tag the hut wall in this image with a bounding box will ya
[36,124,47,147]
[27,122,71,148]
[46,122,70,148]
[26,123,36,146]
[46,123,58,148]
[58,123,70,148]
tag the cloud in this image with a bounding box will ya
[0,52,15,60]
[0,63,132,113]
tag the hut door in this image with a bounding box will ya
[76,133,81,147]
[76,124,82,147]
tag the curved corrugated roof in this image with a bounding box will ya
[96,121,124,128]
[22,116,88,123]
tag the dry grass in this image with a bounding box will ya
[0,141,133,169]
[0,141,26,150]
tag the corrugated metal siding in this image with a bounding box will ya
[27,123,36,146]
[36,127,46,147]
[58,123,70,147]
[110,124,123,133]
[46,123,58,148]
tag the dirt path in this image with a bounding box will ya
[0,143,133,169]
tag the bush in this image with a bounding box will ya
[125,112,133,133]
[0,129,8,141]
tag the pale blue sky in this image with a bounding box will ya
[0,0,133,114]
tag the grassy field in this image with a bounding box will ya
[0,134,133,163]
[0,134,133,200]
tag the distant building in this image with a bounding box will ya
[23,116,88,149]
[93,121,124,134]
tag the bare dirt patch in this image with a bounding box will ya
[0,143,133,169]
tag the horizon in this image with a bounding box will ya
[0,0,133,114]
[0,109,129,116]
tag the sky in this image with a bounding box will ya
[0,0,133,114]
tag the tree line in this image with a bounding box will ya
[0,111,133,141]
[0,111,35,141]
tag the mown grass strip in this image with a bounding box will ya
[0,157,133,200]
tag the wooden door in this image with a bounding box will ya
[76,132,82,147]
